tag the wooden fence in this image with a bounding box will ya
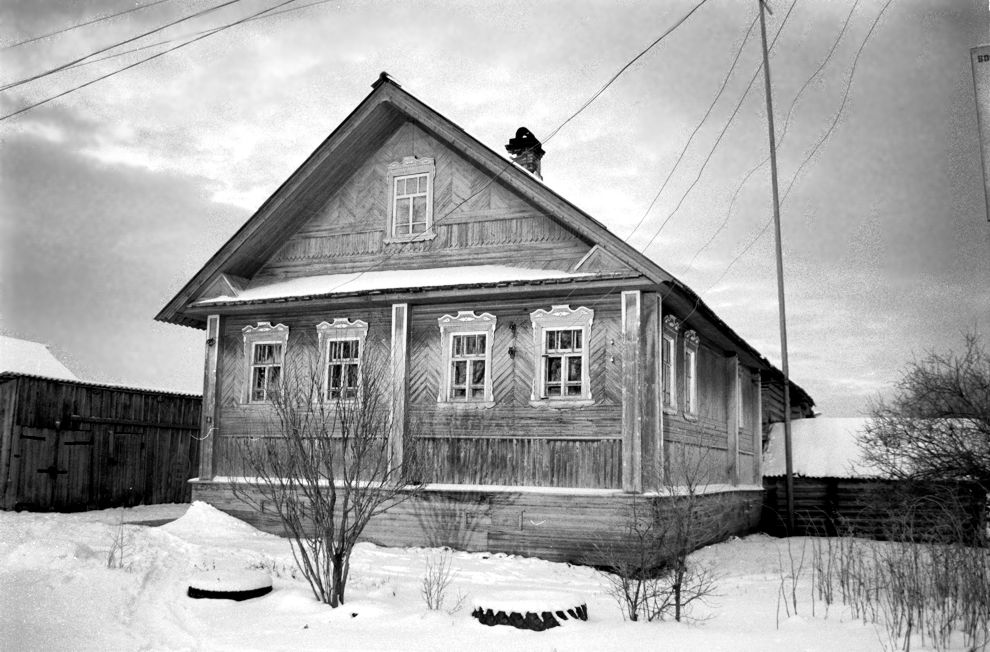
[0,374,201,511]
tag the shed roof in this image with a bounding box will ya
[764,417,885,479]
[0,336,77,381]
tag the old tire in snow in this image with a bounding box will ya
[187,570,273,601]
[472,591,587,631]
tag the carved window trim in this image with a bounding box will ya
[437,311,496,408]
[530,305,594,407]
[316,318,369,403]
[662,314,680,414]
[683,329,700,418]
[385,156,436,243]
[242,322,289,404]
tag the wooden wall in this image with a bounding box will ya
[212,296,625,488]
[253,122,594,280]
[0,376,201,511]
[193,480,764,565]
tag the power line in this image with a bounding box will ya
[1,0,246,92]
[60,0,336,73]
[635,0,800,255]
[679,0,862,278]
[0,0,299,121]
[701,0,896,294]
[2,0,175,50]
[543,0,713,143]
[321,0,715,296]
[623,12,759,243]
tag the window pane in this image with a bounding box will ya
[395,221,410,236]
[567,357,582,382]
[418,175,428,193]
[545,330,556,350]
[476,335,486,354]
[410,221,427,234]
[253,367,266,391]
[573,330,582,351]
[559,330,571,350]
[346,363,358,388]
[412,196,427,223]
[463,335,476,356]
[453,360,466,386]
[547,357,561,382]
[396,197,410,219]
[330,365,342,388]
[566,385,582,396]
[471,360,486,385]
[546,383,561,397]
[453,388,466,398]
[269,366,280,387]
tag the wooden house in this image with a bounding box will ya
[157,73,814,563]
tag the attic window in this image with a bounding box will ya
[386,157,435,242]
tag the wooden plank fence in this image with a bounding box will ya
[0,374,201,511]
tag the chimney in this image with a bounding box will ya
[505,127,545,180]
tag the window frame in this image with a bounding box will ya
[661,315,680,413]
[437,311,495,407]
[242,322,289,404]
[683,329,699,417]
[316,318,369,404]
[386,156,436,242]
[530,304,594,406]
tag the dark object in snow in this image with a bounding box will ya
[187,570,272,601]
[471,592,587,631]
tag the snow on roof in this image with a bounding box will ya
[0,336,77,381]
[764,417,885,479]
[195,265,609,305]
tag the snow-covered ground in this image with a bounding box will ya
[0,502,942,651]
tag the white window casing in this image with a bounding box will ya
[530,304,594,406]
[386,156,436,242]
[684,329,700,417]
[662,314,680,413]
[242,322,289,403]
[316,318,369,403]
[437,311,496,407]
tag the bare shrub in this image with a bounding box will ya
[232,341,423,607]
[808,495,990,651]
[106,513,128,569]
[597,448,722,623]
[421,548,465,613]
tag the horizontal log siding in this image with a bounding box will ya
[254,122,592,280]
[661,342,734,485]
[192,480,764,565]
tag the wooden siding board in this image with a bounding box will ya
[252,122,592,281]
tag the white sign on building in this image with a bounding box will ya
[972,45,990,222]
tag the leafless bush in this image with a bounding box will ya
[809,495,990,651]
[597,448,722,623]
[232,341,423,607]
[106,513,128,569]
[421,548,466,613]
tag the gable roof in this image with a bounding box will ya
[155,72,814,404]
[156,72,673,330]
[0,336,77,381]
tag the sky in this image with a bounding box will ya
[0,0,987,416]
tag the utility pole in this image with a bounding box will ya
[758,0,795,532]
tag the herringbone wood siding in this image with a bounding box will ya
[254,122,593,280]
